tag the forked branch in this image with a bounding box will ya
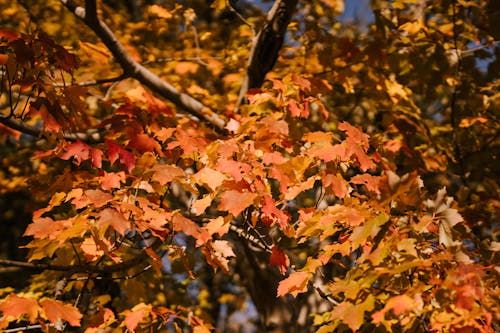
[60,0,227,133]
[237,0,299,107]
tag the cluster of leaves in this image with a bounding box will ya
[0,0,498,332]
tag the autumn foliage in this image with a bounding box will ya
[0,0,498,332]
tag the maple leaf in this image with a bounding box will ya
[269,246,290,275]
[261,195,290,229]
[202,240,235,273]
[193,167,227,191]
[98,208,130,235]
[277,271,310,297]
[216,159,251,182]
[84,189,113,208]
[172,214,211,246]
[203,216,230,237]
[262,151,286,165]
[192,194,213,215]
[101,171,126,190]
[218,190,258,216]
[127,133,161,154]
[0,293,40,323]
[284,176,318,200]
[350,174,382,195]
[107,140,136,171]
[40,299,82,327]
[322,173,351,198]
[60,140,90,165]
[151,164,184,185]
[307,144,346,163]
[372,294,416,325]
[145,246,163,274]
[122,303,152,332]
[80,236,105,261]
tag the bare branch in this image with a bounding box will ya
[236,0,299,108]
[226,0,256,35]
[84,0,98,24]
[60,0,227,133]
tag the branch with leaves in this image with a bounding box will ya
[60,0,227,133]
[237,0,299,107]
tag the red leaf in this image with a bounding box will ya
[54,45,79,71]
[40,299,82,327]
[127,134,161,154]
[262,195,290,229]
[90,148,103,168]
[106,140,136,171]
[0,294,40,323]
[0,29,19,41]
[60,140,90,165]
[218,190,257,216]
[277,271,309,297]
[270,247,290,275]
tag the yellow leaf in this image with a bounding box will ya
[210,0,227,12]
[385,79,410,103]
[148,5,173,19]
[398,20,426,35]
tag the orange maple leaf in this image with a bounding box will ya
[0,293,40,323]
[277,271,310,297]
[98,208,130,235]
[40,299,82,327]
[218,190,257,216]
[151,164,184,185]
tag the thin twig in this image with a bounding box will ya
[225,0,255,35]
[52,73,129,87]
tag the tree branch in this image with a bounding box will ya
[60,0,227,133]
[52,73,129,87]
[0,248,150,274]
[0,115,103,142]
[236,0,299,108]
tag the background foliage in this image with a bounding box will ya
[0,0,498,332]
